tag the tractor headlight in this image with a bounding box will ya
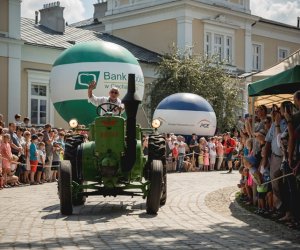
[69,119,78,128]
[151,119,161,129]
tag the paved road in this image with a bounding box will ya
[0,171,300,249]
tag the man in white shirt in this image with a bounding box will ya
[87,81,123,115]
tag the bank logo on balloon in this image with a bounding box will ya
[75,71,100,90]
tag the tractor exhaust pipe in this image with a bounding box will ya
[121,74,141,172]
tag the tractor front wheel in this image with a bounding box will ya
[59,160,73,215]
[146,160,163,214]
[160,170,167,206]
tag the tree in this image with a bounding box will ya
[150,48,243,133]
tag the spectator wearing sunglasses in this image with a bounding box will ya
[88,81,124,115]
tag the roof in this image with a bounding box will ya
[258,18,300,31]
[69,18,99,28]
[20,17,161,64]
[253,49,300,78]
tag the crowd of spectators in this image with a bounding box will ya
[0,114,87,189]
[159,132,240,173]
[236,90,300,229]
[141,128,242,174]
[142,90,300,229]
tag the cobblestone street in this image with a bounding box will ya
[0,171,300,249]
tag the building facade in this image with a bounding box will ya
[0,0,159,127]
[93,0,300,72]
[75,0,300,114]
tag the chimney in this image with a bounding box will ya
[93,0,107,21]
[298,17,300,28]
[39,1,65,33]
[35,11,38,25]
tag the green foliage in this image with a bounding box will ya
[150,47,243,133]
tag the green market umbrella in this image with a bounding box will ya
[248,65,300,97]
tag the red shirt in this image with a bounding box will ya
[172,147,179,159]
[223,138,236,154]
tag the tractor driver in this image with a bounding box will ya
[88,81,124,115]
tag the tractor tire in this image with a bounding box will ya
[160,168,167,206]
[147,135,166,161]
[146,160,163,214]
[64,135,86,206]
[64,134,84,161]
[59,160,73,215]
[64,134,84,181]
[147,134,167,206]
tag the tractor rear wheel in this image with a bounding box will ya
[146,160,163,214]
[64,134,84,181]
[59,160,73,215]
[64,135,86,206]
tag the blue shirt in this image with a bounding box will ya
[30,143,38,161]
[265,119,287,156]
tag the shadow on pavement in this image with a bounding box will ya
[1,222,300,249]
[41,200,154,223]
[229,200,300,244]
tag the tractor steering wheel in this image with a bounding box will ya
[96,102,122,116]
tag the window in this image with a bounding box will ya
[225,36,232,62]
[252,44,262,71]
[30,84,48,125]
[214,34,223,61]
[27,70,52,126]
[205,32,212,57]
[278,48,289,62]
[205,32,233,64]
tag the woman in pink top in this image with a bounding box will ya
[1,134,12,169]
[216,136,224,170]
[0,133,13,187]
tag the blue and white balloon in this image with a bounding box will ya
[153,93,216,136]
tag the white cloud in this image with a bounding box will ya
[250,0,300,26]
[21,0,86,24]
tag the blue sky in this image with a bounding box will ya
[21,0,300,26]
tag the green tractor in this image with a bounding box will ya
[58,74,167,215]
